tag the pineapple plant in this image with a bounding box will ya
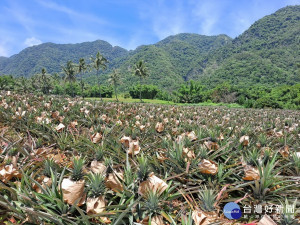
[197,186,216,212]
[86,173,106,215]
[90,146,106,174]
[61,157,86,205]
[137,154,150,182]
[32,159,57,193]
[0,91,299,224]
[43,158,58,177]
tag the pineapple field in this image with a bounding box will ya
[0,91,299,225]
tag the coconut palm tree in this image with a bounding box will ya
[90,52,108,101]
[133,60,149,102]
[40,68,52,94]
[18,76,28,93]
[109,69,121,102]
[61,60,76,97]
[52,72,60,83]
[77,58,87,98]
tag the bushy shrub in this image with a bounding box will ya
[123,93,130,99]
[129,84,160,99]
[176,80,205,103]
[89,85,113,98]
[156,90,174,101]
[53,84,64,95]
[210,83,237,103]
[0,75,15,90]
[65,83,81,97]
[254,96,283,109]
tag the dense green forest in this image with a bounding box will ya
[1,73,299,109]
[0,5,299,109]
[196,5,300,87]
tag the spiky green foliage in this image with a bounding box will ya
[290,153,300,176]
[280,198,298,225]
[197,186,217,212]
[71,157,85,181]
[244,148,260,166]
[144,190,161,215]
[0,91,299,224]
[95,146,104,161]
[43,159,58,177]
[166,141,187,172]
[87,173,106,198]
[137,154,150,182]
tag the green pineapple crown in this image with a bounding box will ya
[104,157,113,173]
[198,186,216,212]
[95,146,104,161]
[43,159,58,177]
[198,146,208,160]
[71,157,85,181]
[5,158,12,165]
[87,173,106,198]
[261,148,272,165]
[280,198,298,225]
[137,154,150,181]
[131,132,137,140]
[144,190,161,215]
[245,148,260,166]
[7,147,18,156]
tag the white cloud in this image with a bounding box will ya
[24,37,42,47]
[138,0,187,40]
[0,38,11,57]
[0,45,8,57]
[190,0,227,36]
[36,0,108,26]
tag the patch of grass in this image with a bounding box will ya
[178,102,244,108]
[86,96,173,104]
[86,97,244,108]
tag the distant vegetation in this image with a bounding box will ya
[197,5,300,88]
[0,5,299,109]
[1,72,299,109]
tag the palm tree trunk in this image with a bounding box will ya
[97,69,102,101]
[71,82,74,97]
[139,77,142,102]
[81,72,84,99]
[63,81,66,98]
[114,85,118,102]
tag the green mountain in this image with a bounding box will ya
[0,40,128,76]
[0,33,231,92]
[0,57,8,71]
[194,5,300,87]
[0,5,299,90]
[108,33,231,91]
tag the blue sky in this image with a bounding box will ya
[0,0,299,57]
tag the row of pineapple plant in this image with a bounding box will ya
[0,90,299,224]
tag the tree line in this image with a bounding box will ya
[0,51,299,109]
[0,51,151,102]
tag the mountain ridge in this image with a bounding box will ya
[0,5,299,90]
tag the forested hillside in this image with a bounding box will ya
[110,34,231,91]
[0,40,128,76]
[0,5,299,90]
[195,5,300,87]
